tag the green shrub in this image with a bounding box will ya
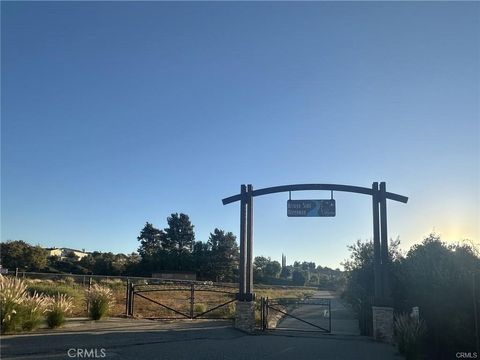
[46,294,73,328]
[395,313,427,360]
[86,284,113,320]
[19,292,49,331]
[194,303,206,314]
[26,282,80,299]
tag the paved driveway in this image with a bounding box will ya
[274,290,360,335]
[1,317,402,360]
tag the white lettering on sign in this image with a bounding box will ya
[287,200,336,217]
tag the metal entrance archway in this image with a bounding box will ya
[222,182,408,306]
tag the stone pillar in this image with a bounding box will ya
[372,306,394,343]
[235,301,256,333]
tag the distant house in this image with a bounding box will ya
[46,247,90,260]
[152,271,197,281]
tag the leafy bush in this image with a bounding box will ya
[86,284,113,320]
[19,291,49,331]
[0,275,26,333]
[46,294,73,328]
[26,282,80,299]
[194,303,206,314]
[395,313,427,360]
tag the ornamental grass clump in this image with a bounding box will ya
[86,284,113,320]
[395,313,427,360]
[0,275,27,333]
[46,294,73,329]
[19,291,49,331]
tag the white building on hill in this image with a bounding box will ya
[46,247,90,260]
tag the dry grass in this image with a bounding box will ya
[4,277,314,322]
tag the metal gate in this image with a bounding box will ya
[126,280,237,320]
[260,297,331,333]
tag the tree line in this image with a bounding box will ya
[253,256,342,288]
[0,212,343,288]
[342,233,479,359]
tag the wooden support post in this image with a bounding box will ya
[246,184,254,300]
[379,182,391,303]
[372,182,382,304]
[239,185,247,300]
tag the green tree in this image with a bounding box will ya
[137,222,164,259]
[399,234,479,358]
[207,228,239,282]
[292,269,308,286]
[280,266,292,279]
[264,260,281,278]
[341,237,403,316]
[163,213,195,253]
[0,240,48,271]
[308,274,319,286]
[124,252,141,275]
[193,241,211,280]
[161,213,196,270]
[300,261,316,272]
[253,256,270,278]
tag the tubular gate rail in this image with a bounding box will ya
[126,280,237,320]
[261,297,331,333]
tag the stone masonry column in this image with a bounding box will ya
[372,306,394,343]
[235,301,256,333]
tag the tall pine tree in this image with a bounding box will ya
[137,222,164,259]
[208,228,239,282]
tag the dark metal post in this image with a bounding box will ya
[190,283,195,319]
[379,182,391,302]
[127,283,131,316]
[372,182,382,304]
[125,279,130,316]
[246,184,254,299]
[130,284,135,317]
[328,299,332,333]
[87,277,92,314]
[128,282,134,316]
[261,297,264,330]
[15,268,18,278]
[239,185,247,300]
[265,297,270,330]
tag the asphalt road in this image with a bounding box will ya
[1,293,401,360]
[275,290,361,335]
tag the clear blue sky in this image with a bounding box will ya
[2,2,479,269]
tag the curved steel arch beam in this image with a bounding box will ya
[222,183,408,205]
